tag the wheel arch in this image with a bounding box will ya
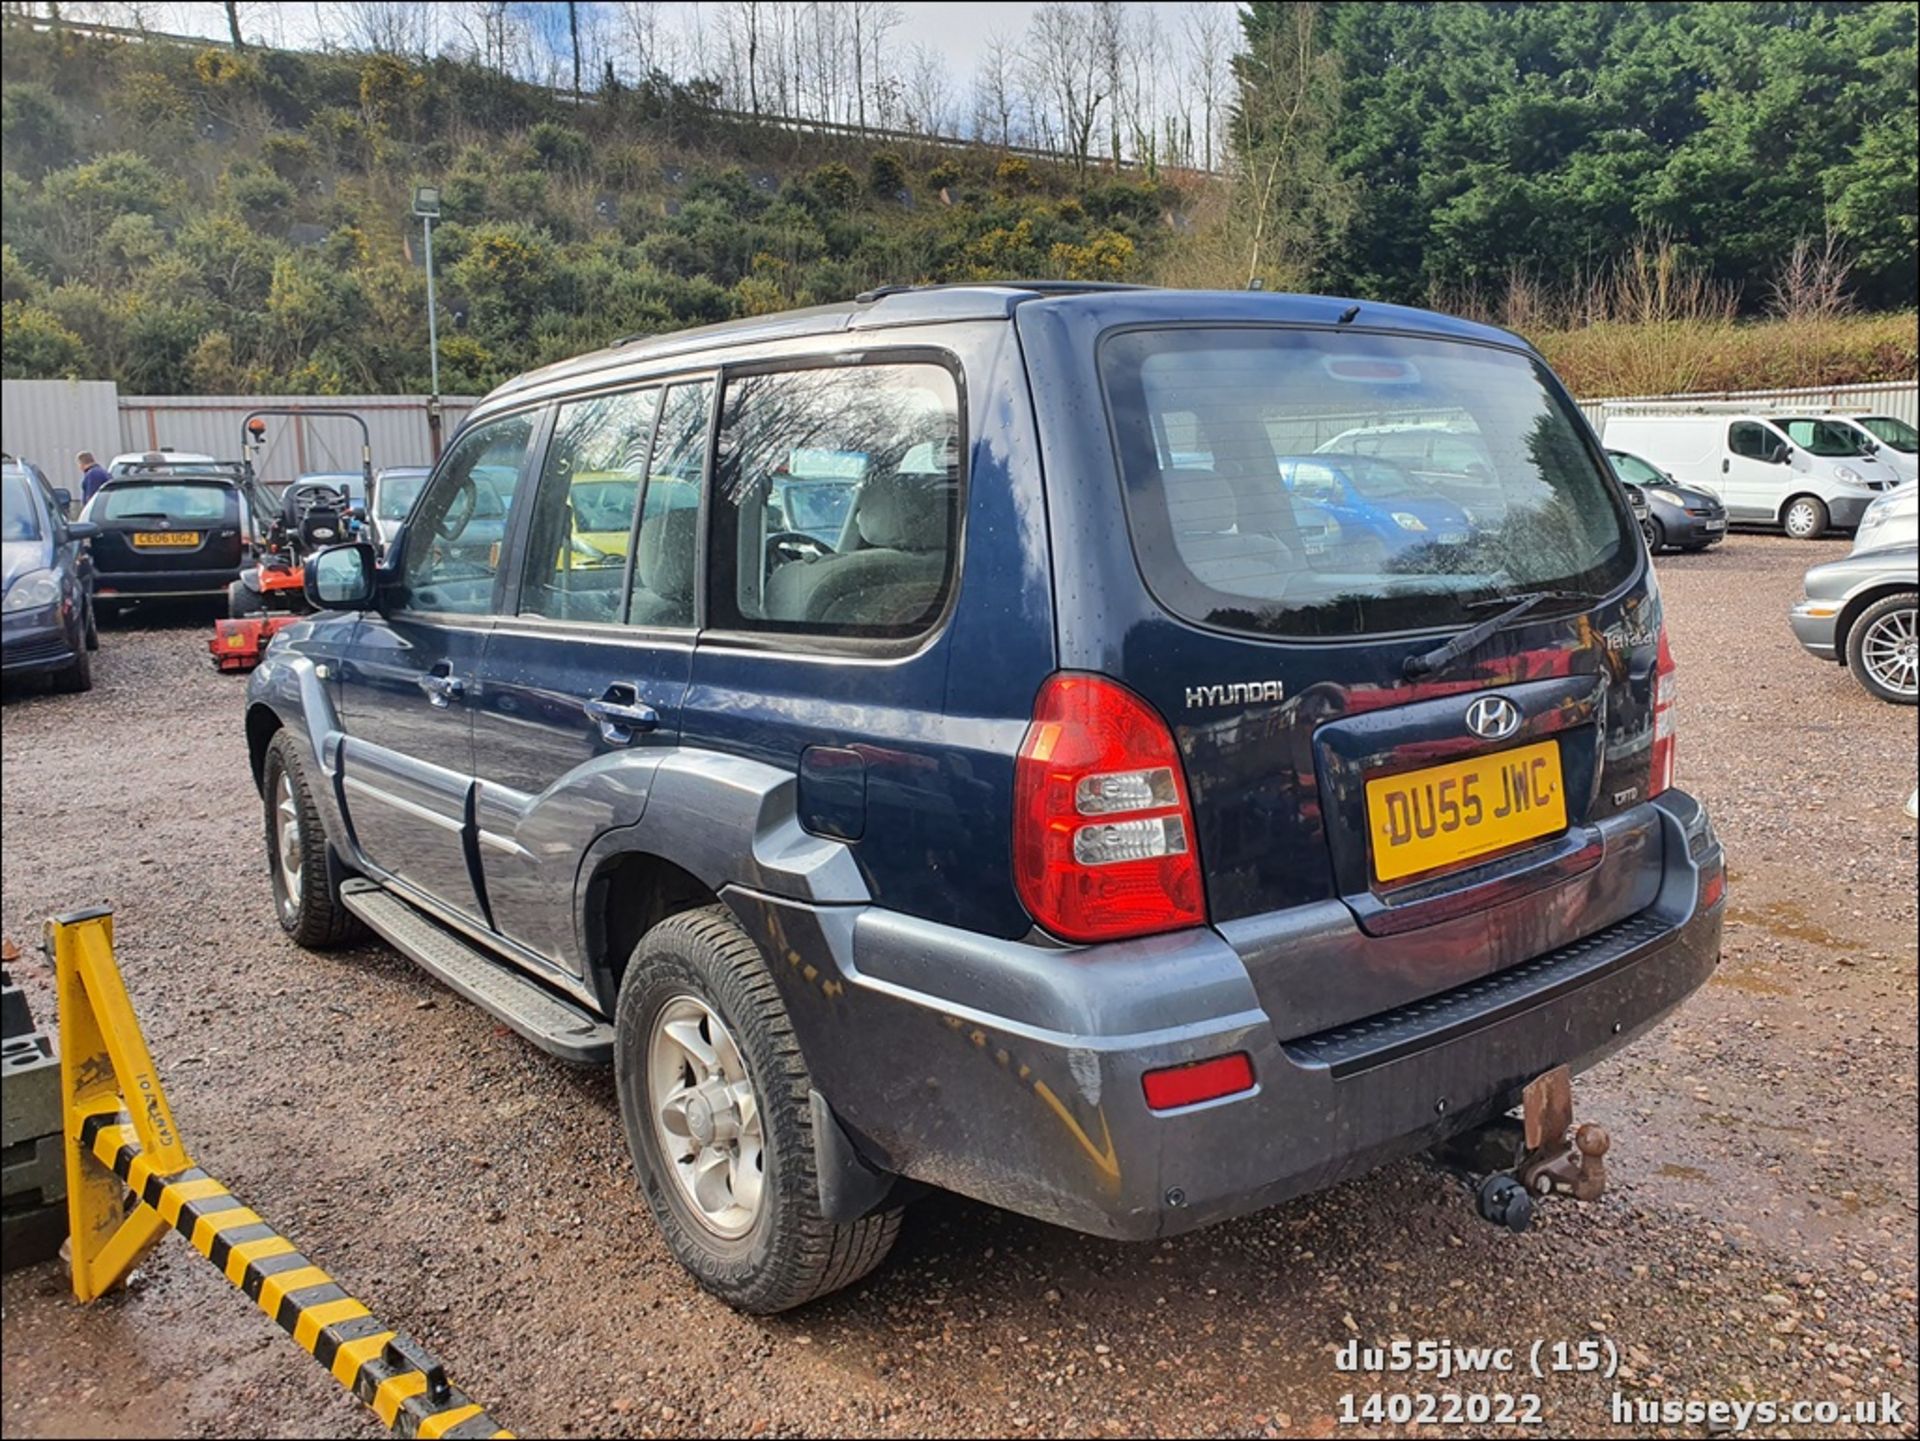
[579,849,721,1015]
[1834,582,1918,666]
[245,702,284,794]
[1776,491,1827,526]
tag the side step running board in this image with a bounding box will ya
[340,879,613,1063]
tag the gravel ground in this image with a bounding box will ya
[2,535,1915,1440]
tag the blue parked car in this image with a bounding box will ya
[1274,453,1472,561]
[248,283,1724,1314]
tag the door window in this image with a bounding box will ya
[398,413,535,614]
[519,388,660,623]
[626,381,712,627]
[1728,422,1775,460]
[710,362,962,639]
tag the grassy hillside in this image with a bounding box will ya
[1,23,1198,395]
[2,22,1913,401]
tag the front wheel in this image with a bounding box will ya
[51,642,92,694]
[1641,516,1664,551]
[261,731,366,947]
[84,598,98,651]
[615,906,902,1313]
[1782,495,1829,540]
[1846,591,1918,705]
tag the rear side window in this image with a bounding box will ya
[1100,327,1635,639]
[710,361,962,639]
[97,483,233,523]
[399,412,535,614]
[519,387,661,624]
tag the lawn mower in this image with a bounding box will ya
[208,409,373,672]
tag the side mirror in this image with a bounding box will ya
[304,542,378,611]
[67,520,100,542]
[52,487,74,517]
[1767,443,1791,465]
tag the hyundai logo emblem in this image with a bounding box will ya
[1464,695,1521,741]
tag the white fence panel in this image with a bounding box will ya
[2,380,124,481]
[1579,379,1918,430]
[116,394,479,479]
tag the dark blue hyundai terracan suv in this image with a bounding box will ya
[244,284,1725,1311]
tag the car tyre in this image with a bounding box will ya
[51,642,92,694]
[229,578,267,619]
[1641,516,1664,551]
[1782,495,1829,540]
[1845,591,1918,705]
[262,730,367,947]
[615,905,902,1314]
[84,598,99,651]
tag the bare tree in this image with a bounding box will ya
[904,41,952,136]
[1093,0,1129,167]
[328,1,440,56]
[849,0,899,134]
[1182,1,1231,173]
[970,29,1016,147]
[1767,230,1856,322]
[1027,3,1107,174]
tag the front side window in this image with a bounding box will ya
[2,471,42,541]
[1728,422,1777,460]
[1859,415,1918,453]
[1779,417,1869,457]
[399,413,534,614]
[711,362,962,639]
[626,381,711,627]
[1101,327,1635,638]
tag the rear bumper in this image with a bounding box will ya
[726,792,1723,1239]
[94,567,239,600]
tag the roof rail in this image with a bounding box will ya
[852,280,1156,303]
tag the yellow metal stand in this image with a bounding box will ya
[49,908,511,1439]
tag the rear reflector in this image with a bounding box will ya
[1142,1053,1255,1111]
[1699,859,1726,910]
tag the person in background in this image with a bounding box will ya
[77,451,111,506]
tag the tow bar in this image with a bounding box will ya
[1428,1065,1611,1234]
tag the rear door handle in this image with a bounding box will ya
[418,669,465,707]
[584,684,659,745]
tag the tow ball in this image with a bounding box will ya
[1428,1066,1611,1234]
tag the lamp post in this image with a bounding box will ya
[413,185,444,461]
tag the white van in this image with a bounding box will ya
[1599,412,1904,539]
[1821,414,1918,483]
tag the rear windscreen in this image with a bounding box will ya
[1100,327,1636,638]
[97,483,234,523]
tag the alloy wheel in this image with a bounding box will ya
[1861,606,1918,698]
[273,771,303,921]
[648,995,765,1239]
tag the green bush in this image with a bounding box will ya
[1,300,85,378]
[926,160,962,191]
[529,121,591,175]
[806,162,859,213]
[0,83,74,176]
[868,150,907,198]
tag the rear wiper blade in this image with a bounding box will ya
[1403,590,1598,680]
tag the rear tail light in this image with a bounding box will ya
[1648,625,1677,798]
[1142,1052,1255,1111]
[1014,673,1207,943]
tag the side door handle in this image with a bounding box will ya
[1722,458,1730,474]
[418,664,465,708]
[583,683,659,745]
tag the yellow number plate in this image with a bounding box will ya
[132,531,200,547]
[1365,739,1567,883]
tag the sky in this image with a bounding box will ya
[87,2,1238,122]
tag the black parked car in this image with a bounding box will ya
[81,462,254,614]
[2,461,99,692]
[1607,448,1728,552]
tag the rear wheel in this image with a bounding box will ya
[615,906,901,1313]
[1782,495,1829,540]
[262,731,366,947]
[1846,591,1918,705]
[228,578,266,619]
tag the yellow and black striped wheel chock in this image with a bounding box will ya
[50,907,511,1439]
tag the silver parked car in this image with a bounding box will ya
[1850,484,1918,557]
[1790,545,1918,704]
